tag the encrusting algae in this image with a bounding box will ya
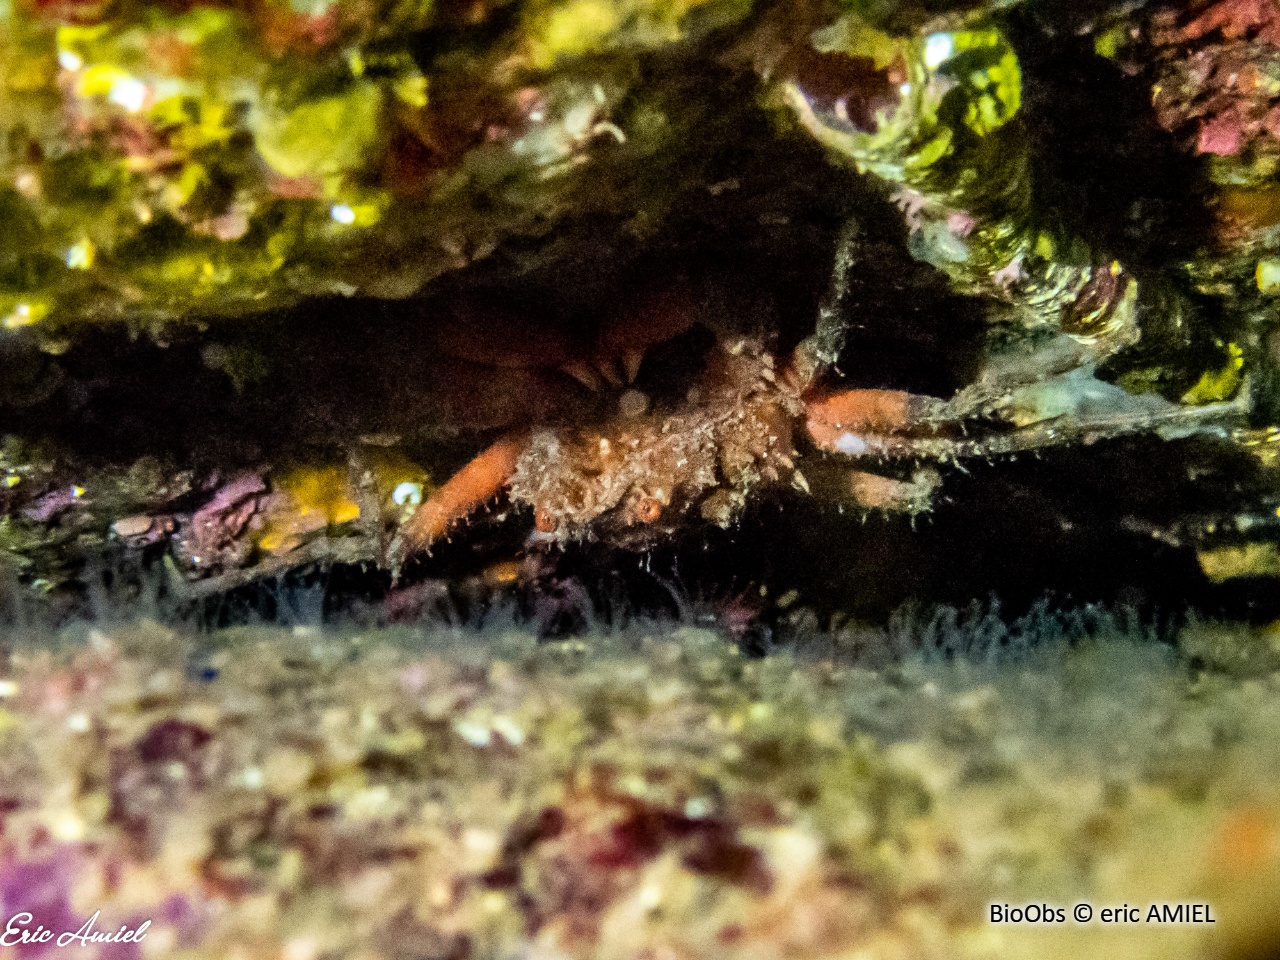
[0,620,1276,959]
[0,0,750,333]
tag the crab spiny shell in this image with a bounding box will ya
[508,339,801,541]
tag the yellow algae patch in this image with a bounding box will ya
[1220,185,1280,234]
[524,0,745,68]
[2,300,48,329]
[530,0,622,67]
[256,82,382,181]
[258,465,361,555]
[1198,542,1280,582]
[257,455,432,554]
[1182,342,1244,404]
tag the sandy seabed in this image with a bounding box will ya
[0,616,1277,960]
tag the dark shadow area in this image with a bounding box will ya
[0,61,986,466]
[22,430,1275,652]
[1008,6,1215,275]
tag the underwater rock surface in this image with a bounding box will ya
[0,620,1277,959]
[0,0,756,330]
[0,0,1279,621]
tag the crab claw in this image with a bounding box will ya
[560,361,604,392]
[395,435,525,560]
[622,348,645,384]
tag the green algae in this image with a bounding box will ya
[0,0,755,333]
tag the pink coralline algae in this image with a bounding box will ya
[1197,108,1248,154]
[1182,0,1280,45]
[171,473,267,573]
[21,488,82,524]
[1151,2,1280,163]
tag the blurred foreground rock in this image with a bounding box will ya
[0,621,1278,959]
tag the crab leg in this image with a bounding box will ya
[806,381,1250,463]
[397,435,525,559]
[804,389,950,455]
[796,388,948,512]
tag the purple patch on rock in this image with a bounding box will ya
[0,847,85,958]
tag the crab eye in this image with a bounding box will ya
[633,496,663,524]
[534,506,558,534]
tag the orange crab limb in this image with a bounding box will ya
[399,435,525,555]
[804,389,914,452]
[848,468,939,512]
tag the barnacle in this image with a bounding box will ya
[782,16,1145,360]
[771,5,1272,473]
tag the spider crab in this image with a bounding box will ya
[394,217,1253,566]
[392,233,944,563]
